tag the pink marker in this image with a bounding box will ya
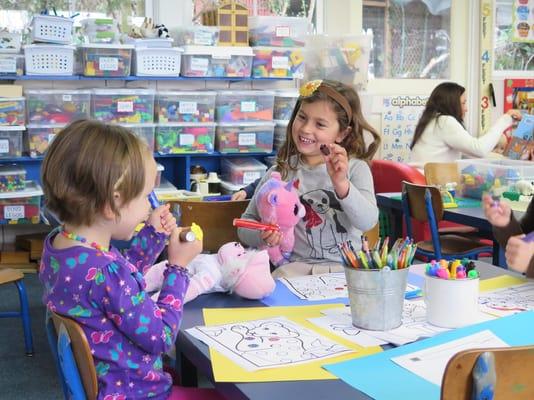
[233,218,280,232]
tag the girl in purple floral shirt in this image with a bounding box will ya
[39,120,210,400]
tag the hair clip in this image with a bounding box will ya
[299,80,323,98]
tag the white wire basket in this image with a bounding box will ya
[30,15,73,44]
[133,47,183,77]
[24,45,75,75]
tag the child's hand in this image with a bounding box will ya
[261,229,282,248]
[506,109,522,121]
[482,194,511,227]
[231,190,247,201]
[505,235,534,274]
[167,228,202,267]
[148,204,177,235]
[324,143,350,199]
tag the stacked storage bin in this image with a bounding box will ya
[25,89,91,157]
[273,89,299,150]
[249,16,309,79]
[24,14,76,75]
[155,91,216,154]
[0,30,24,77]
[0,97,25,159]
[0,164,43,224]
[91,89,156,150]
[130,38,183,77]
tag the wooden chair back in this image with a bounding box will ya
[424,162,460,186]
[51,312,98,400]
[173,200,250,252]
[441,345,534,400]
[402,181,444,223]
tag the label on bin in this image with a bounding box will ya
[272,56,289,70]
[62,94,72,101]
[48,134,56,144]
[99,57,119,71]
[179,134,195,146]
[239,133,256,146]
[0,58,16,73]
[194,31,213,45]
[275,26,291,37]
[0,139,9,153]
[117,101,133,113]
[240,101,256,112]
[5,205,24,220]
[179,101,198,114]
[191,57,208,73]
[243,171,261,185]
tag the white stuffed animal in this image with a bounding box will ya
[515,180,534,196]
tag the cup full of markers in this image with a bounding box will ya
[424,259,480,328]
[338,236,416,331]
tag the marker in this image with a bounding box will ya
[522,231,534,243]
[148,191,160,209]
[179,227,196,242]
[320,144,330,156]
[491,194,500,208]
[233,218,280,232]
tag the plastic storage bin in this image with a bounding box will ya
[176,25,219,46]
[274,90,299,120]
[80,44,134,77]
[249,16,310,47]
[0,164,26,192]
[81,18,118,44]
[91,89,155,124]
[30,15,73,44]
[0,126,23,158]
[0,32,22,53]
[221,157,268,186]
[156,123,216,154]
[26,124,65,158]
[0,98,25,126]
[133,47,183,76]
[252,47,304,78]
[457,158,534,200]
[24,44,75,75]
[215,90,275,123]
[180,45,253,77]
[0,54,24,76]
[216,122,274,153]
[123,123,156,152]
[26,90,91,125]
[156,91,216,123]
[0,181,42,224]
[274,120,288,150]
[156,163,164,187]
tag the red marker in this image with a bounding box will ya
[233,218,280,232]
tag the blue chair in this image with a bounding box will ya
[401,181,492,261]
[45,310,69,399]
[0,269,33,356]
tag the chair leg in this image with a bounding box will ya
[14,279,34,356]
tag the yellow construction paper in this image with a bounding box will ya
[480,275,527,292]
[201,304,383,383]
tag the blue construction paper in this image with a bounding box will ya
[323,311,534,400]
[512,114,534,140]
[261,272,423,307]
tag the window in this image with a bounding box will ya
[494,0,534,72]
[363,0,451,79]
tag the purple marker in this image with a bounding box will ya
[491,194,500,208]
[522,231,534,243]
[148,191,160,209]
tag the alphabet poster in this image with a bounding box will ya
[186,317,353,371]
[380,96,427,163]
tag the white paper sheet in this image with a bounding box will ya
[479,282,534,317]
[391,330,509,385]
[307,315,387,347]
[279,273,348,300]
[186,316,354,371]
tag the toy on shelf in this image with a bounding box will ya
[0,98,25,126]
[176,25,219,46]
[216,122,274,153]
[91,89,155,124]
[156,91,216,123]
[0,54,24,76]
[81,17,118,44]
[251,47,304,78]
[0,126,24,158]
[221,157,267,185]
[248,16,310,47]
[255,172,306,266]
[273,90,299,121]
[80,44,134,77]
[26,90,91,125]
[26,124,65,158]
[215,90,274,122]
[156,123,216,154]
[180,45,253,77]
[201,0,248,46]
[0,165,26,192]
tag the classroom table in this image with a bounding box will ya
[175,261,518,400]
[376,192,525,268]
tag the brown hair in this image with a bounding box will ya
[41,119,149,226]
[410,82,465,149]
[276,80,380,179]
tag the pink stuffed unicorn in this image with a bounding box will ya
[256,172,306,266]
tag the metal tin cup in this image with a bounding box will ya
[344,267,409,331]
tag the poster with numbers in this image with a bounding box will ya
[512,0,534,43]
[380,96,427,163]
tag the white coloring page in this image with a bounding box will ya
[279,273,347,300]
[479,282,534,317]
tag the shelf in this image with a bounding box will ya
[0,75,293,82]
[154,152,275,158]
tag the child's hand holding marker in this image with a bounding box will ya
[504,233,534,274]
[425,258,479,280]
[482,193,512,227]
[337,236,417,270]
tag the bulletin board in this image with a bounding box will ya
[380,96,427,163]
[504,78,534,115]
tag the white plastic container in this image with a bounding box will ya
[0,126,24,158]
[0,54,24,76]
[180,45,253,78]
[0,32,22,53]
[215,90,275,123]
[24,44,75,75]
[25,90,91,125]
[215,122,275,153]
[79,44,134,77]
[156,91,216,123]
[30,15,73,44]
[248,16,310,47]
[133,47,183,76]
[221,157,267,186]
[176,25,219,46]
[424,274,479,328]
[0,164,26,192]
[0,181,43,224]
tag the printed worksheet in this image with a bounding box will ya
[279,273,347,300]
[479,282,534,317]
[391,330,509,385]
[186,317,353,371]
